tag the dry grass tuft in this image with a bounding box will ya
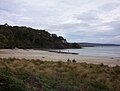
[0,58,120,91]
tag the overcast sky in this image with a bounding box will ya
[0,0,120,44]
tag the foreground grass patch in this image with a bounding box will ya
[0,58,120,91]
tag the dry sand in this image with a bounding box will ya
[0,49,120,66]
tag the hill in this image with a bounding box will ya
[79,42,120,47]
[0,24,81,49]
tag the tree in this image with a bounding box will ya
[0,24,82,49]
[72,43,82,48]
[0,34,8,48]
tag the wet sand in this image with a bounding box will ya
[0,49,120,66]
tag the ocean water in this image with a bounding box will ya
[57,46,120,57]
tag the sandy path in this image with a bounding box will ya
[0,49,120,66]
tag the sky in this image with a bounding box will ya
[0,0,120,44]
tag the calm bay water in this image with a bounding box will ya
[57,46,120,57]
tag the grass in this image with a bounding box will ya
[0,58,120,91]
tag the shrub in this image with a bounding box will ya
[0,68,28,91]
[86,80,109,91]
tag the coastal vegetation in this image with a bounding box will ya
[0,24,81,49]
[0,58,120,91]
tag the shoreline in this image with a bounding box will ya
[0,49,120,67]
[48,50,79,55]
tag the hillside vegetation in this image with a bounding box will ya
[0,24,81,49]
[0,58,120,91]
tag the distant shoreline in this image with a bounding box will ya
[79,42,120,47]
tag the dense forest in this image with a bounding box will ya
[0,24,81,49]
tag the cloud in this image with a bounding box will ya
[0,0,120,43]
[100,2,120,12]
[50,1,120,43]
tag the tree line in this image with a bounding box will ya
[0,24,81,49]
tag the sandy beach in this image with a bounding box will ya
[0,49,120,66]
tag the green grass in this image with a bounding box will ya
[0,58,120,91]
